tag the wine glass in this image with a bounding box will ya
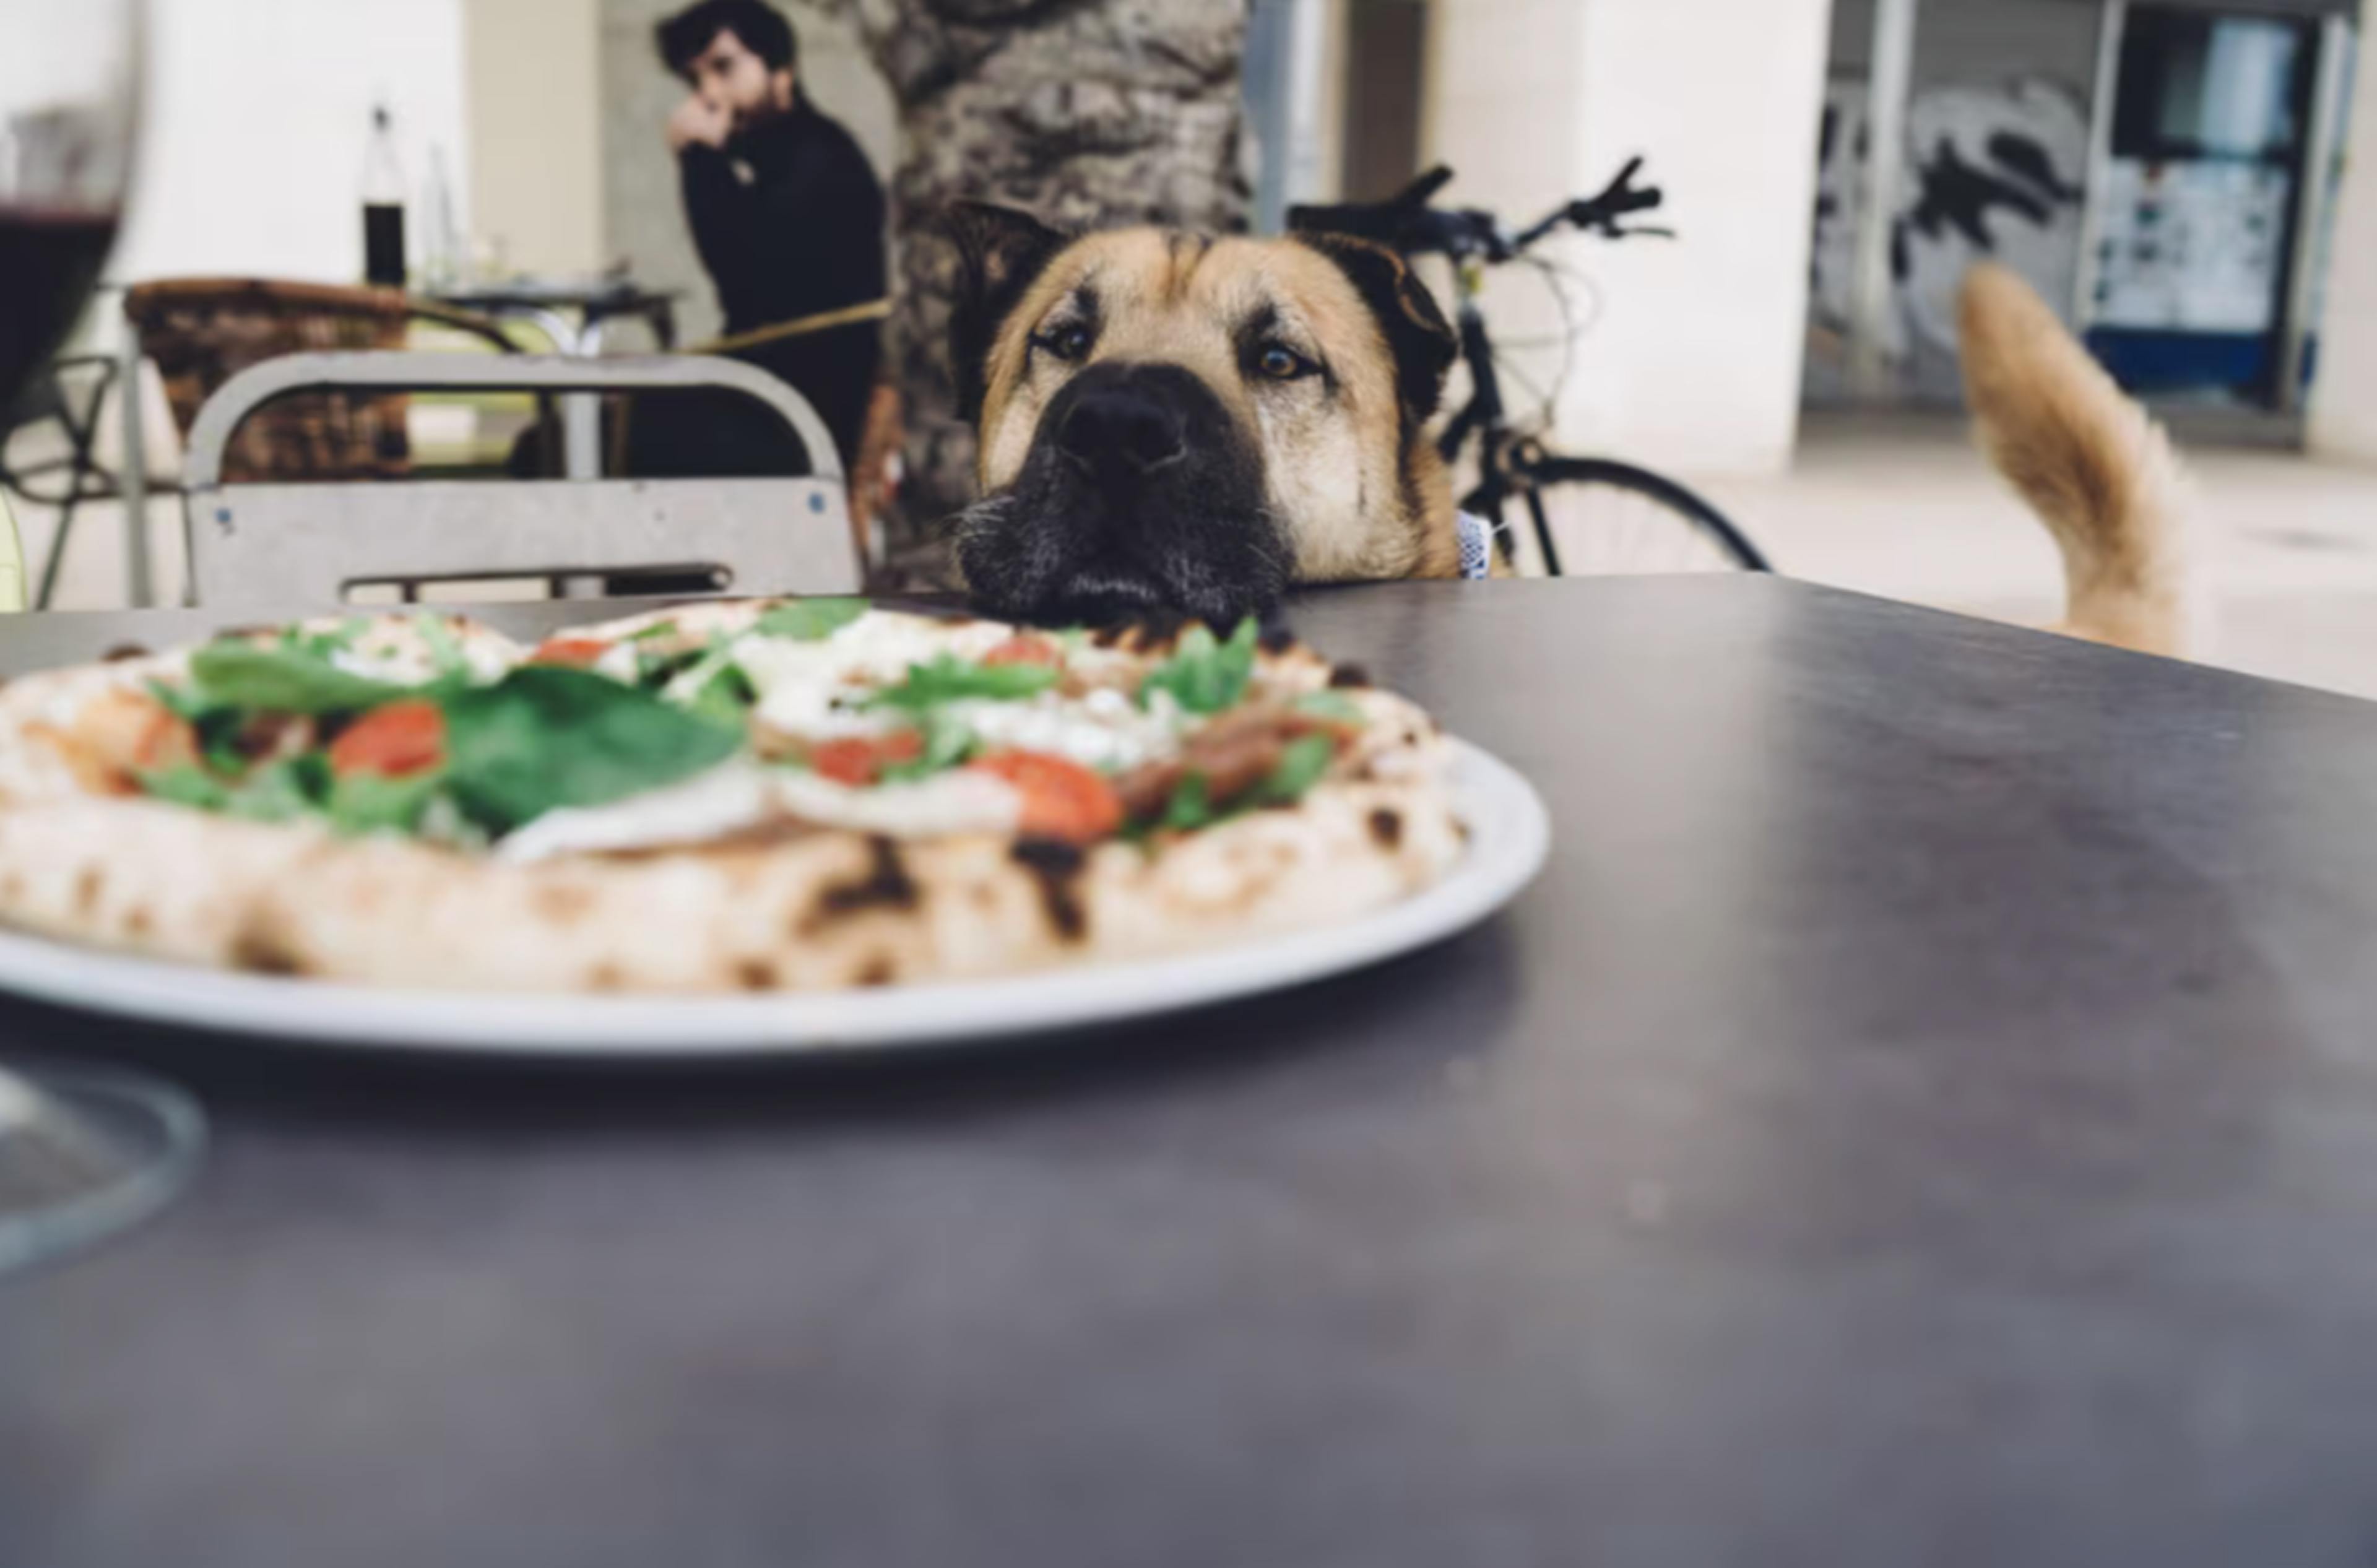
[0,0,206,1277]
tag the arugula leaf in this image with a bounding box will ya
[1293,691,1366,726]
[1257,734,1338,805]
[325,772,442,836]
[626,620,680,643]
[867,654,1059,711]
[285,618,371,662]
[1139,619,1260,714]
[222,754,333,824]
[753,597,868,642]
[147,678,218,724]
[1161,773,1216,832]
[441,665,743,834]
[685,664,758,729]
[880,710,976,782]
[188,641,406,715]
[415,613,467,677]
[136,765,231,812]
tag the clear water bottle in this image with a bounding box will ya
[361,105,407,288]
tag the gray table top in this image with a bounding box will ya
[9,576,2377,1567]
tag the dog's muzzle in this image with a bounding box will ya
[956,361,1288,626]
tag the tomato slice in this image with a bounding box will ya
[530,638,610,668]
[329,700,447,778]
[809,730,924,787]
[969,750,1123,844]
[981,635,1062,669]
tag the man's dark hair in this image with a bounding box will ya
[656,0,797,78]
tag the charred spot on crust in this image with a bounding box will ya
[230,921,305,977]
[1328,662,1372,689]
[808,836,919,929]
[74,865,102,915]
[856,957,896,987]
[102,643,150,663]
[736,958,778,990]
[1367,808,1404,849]
[1010,837,1088,942]
[1258,625,1298,656]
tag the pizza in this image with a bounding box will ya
[0,600,1468,992]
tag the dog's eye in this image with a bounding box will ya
[1036,323,1094,363]
[1255,344,1316,382]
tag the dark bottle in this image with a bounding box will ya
[361,105,407,287]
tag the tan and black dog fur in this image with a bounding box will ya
[945,206,2194,659]
[944,205,1462,625]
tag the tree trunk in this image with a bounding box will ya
[820,0,1254,587]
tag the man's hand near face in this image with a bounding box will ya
[666,93,732,153]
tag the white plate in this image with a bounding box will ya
[0,741,1548,1059]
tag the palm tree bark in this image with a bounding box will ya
[817,0,1253,585]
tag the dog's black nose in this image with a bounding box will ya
[1056,383,1185,482]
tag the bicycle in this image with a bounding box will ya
[1290,160,1770,576]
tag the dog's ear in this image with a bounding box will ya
[943,202,1070,422]
[1293,232,1458,422]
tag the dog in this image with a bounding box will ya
[944,206,2193,659]
[943,204,1463,625]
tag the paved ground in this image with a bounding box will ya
[14,407,2377,700]
[1690,411,2377,701]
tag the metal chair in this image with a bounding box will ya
[181,353,856,610]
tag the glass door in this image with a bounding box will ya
[2085,5,2323,406]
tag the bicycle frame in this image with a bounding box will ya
[1434,264,1565,575]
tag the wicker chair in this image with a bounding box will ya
[121,279,518,483]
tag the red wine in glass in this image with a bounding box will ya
[0,206,119,407]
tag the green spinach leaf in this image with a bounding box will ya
[189,642,405,715]
[753,597,868,641]
[441,665,743,833]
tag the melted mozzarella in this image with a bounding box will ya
[495,761,1021,864]
[495,763,779,862]
[592,641,642,684]
[733,611,1014,740]
[945,687,1184,771]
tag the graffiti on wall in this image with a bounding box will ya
[1811,74,2089,390]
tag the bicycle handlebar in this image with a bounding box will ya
[1286,157,1669,265]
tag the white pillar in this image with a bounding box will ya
[1848,0,1916,399]
[2308,5,2377,464]
[462,0,606,278]
[1423,0,1835,477]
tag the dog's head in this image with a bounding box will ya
[944,207,1460,625]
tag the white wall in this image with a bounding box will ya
[465,0,605,277]
[2310,1,2377,464]
[1426,0,1834,477]
[113,0,470,285]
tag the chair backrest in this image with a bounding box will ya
[123,279,517,483]
[181,353,857,609]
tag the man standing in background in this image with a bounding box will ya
[651,0,886,469]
